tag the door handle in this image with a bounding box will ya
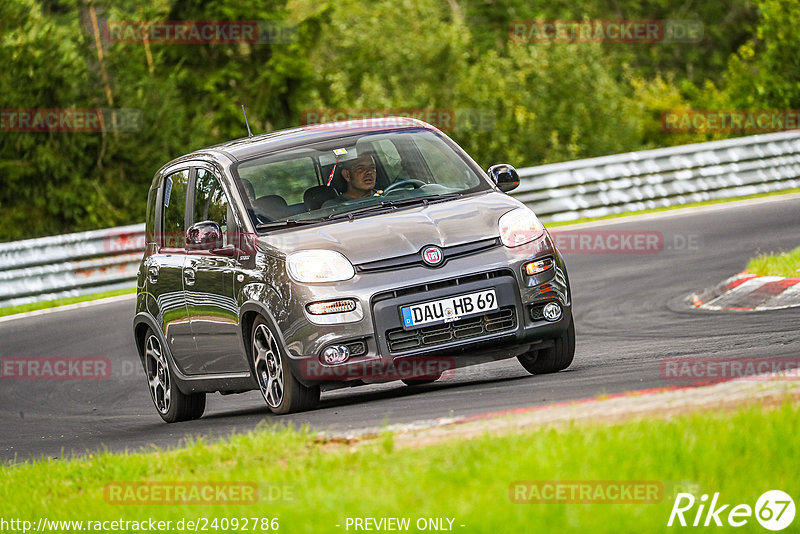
[183,267,196,286]
[148,265,159,284]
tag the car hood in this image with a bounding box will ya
[257,192,526,265]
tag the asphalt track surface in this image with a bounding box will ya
[1,195,799,461]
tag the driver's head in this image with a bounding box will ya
[341,155,376,198]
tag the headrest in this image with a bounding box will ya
[240,179,256,201]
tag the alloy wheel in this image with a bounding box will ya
[253,323,284,408]
[145,334,171,414]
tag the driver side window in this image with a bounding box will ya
[193,168,229,247]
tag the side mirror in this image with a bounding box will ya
[488,164,520,193]
[186,220,223,251]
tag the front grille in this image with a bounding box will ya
[373,269,513,304]
[386,306,517,353]
[530,304,545,320]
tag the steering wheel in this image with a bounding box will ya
[382,179,426,195]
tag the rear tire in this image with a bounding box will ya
[517,318,575,374]
[251,316,319,414]
[143,329,206,423]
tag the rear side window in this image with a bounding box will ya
[238,156,317,205]
[162,169,189,248]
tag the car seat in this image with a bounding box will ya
[254,195,289,220]
[303,186,338,211]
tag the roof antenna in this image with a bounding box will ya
[241,105,253,137]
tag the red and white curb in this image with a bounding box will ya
[690,272,800,311]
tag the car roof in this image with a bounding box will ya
[191,116,437,163]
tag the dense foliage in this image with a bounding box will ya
[1,0,796,240]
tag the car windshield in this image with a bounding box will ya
[233,129,492,230]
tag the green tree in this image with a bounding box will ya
[0,0,789,241]
[718,0,800,108]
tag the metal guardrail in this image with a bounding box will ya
[2,131,799,308]
[513,130,800,221]
[0,224,145,308]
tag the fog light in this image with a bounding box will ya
[306,299,357,315]
[542,301,562,322]
[322,345,350,364]
[523,257,554,276]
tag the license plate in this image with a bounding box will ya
[400,289,498,329]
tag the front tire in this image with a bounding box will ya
[517,318,575,374]
[251,316,319,414]
[143,329,205,423]
[401,373,442,386]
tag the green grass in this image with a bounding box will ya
[747,246,800,277]
[545,187,800,227]
[1,401,797,533]
[0,287,135,317]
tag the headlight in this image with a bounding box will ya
[286,250,355,283]
[498,208,545,248]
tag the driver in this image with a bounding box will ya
[340,155,381,199]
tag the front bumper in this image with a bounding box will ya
[277,234,571,384]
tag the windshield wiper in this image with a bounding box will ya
[326,194,464,221]
[256,218,326,230]
[379,193,463,207]
[326,203,397,220]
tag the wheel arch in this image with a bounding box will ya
[238,301,316,387]
[239,302,282,376]
[133,312,162,367]
[133,312,255,395]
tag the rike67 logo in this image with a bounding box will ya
[668,490,795,531]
